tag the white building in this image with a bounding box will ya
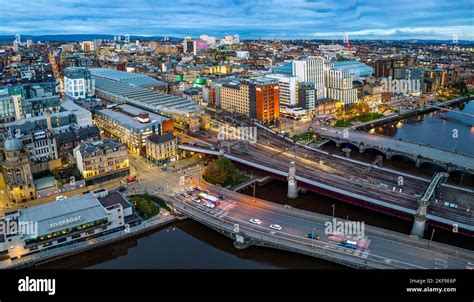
[266,74,299,108]
[200,35,216,45]
[325,69,357,105]
[0,190,133,259]
[292,57,327,99]
[64,67,93,101]
[235,51,250,59]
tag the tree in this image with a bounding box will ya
[203,157,237,185]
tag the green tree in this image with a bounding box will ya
[203,157,237,186]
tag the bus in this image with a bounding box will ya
[199,192,219,204]
[339,240,358,249]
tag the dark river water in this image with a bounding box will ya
[39,101,474,269]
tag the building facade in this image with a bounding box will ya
[2,133,36,203]
[145,132,179,165]
[64,67,93,101]
[266,74,299,108]
[293,57,326,98]
[73,139,130,185]
[325,70,358,105]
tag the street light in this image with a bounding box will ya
[331,204,335,219]
[429,228,435,246]
[311,227,316,248]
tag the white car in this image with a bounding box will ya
[56,196,66,201]
[193,198,201,204]
[269,224,282,230]
[249,218,262,225]
[204,201,215,209]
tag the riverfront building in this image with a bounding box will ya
[0,189,133,260]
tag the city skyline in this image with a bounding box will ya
[1,0,473,40]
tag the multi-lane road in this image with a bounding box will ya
[169,183,474,269]
[181,128,474,233]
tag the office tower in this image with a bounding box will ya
[267,74,299,108]
[292,57,326,99]
[326,69,357,105]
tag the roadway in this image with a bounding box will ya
[180,128,474,232]
[170,182,474,269]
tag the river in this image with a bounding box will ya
[39,101,474,269]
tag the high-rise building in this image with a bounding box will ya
[193,39,209,55]
[233,34,240,44]
[26,39,33,48]
[200,35,216,45]
[221,77,279,124]
[267,74,299,108]
[325,69,357,105]
[441,67,460,87]
[298,82,316,110]
[183,37,194,54]
[292,57,326,99]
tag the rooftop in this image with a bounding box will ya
[93,76,200,115]
[17,193,108,240]
[97,104,170,130]
[89,68,167,89]
[148,132,176,145]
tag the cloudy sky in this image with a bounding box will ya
[1,0,473,40]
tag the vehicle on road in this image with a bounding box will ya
[339,240,358,249]
[269,224,282,230]
[192,197,201,204]
[118,186,126,192]
[305,233,320,240]
[217,194,225,200]
[204,189,211,194]
[126,175,137,183]
[186,186,194,192]
[56,195,67,201]
[204,201,215,208]
[194,186,203,191]
[250,218,262,225]
[160,167,168,172]
[321,127,328,131]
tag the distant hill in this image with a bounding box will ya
[0,34,181,43]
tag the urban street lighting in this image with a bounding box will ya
[332,204,336,219]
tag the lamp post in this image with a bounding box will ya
[311,227,316,249]
[429,228,435,246]
[331,204,336,220]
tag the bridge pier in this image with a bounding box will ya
[386,151,393,160]
[415,156,421,167]
[358,143,365,154]
[411,213,427,237]
[287,161,298,199]
[233,234,252,249]
[342,147,352,158]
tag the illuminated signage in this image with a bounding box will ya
[48,216,82,230]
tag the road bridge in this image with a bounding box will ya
[162,183,474,269]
